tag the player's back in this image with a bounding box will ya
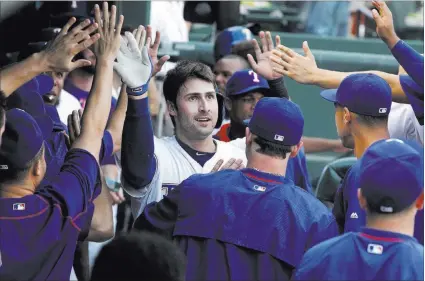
[173,168,338,281]
[0,192,84,280]
[294,228,424,280]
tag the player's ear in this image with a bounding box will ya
[415,191,424,210]
[245,127,252,145]
[224,97,232,112]
[343,107,352,124]
[357,188,368,210]
[289,141,303,158]
[167,101,177,117]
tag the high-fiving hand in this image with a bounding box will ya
[270,42,318,85]
[371,0,399,49]
[247,31,282,80]
[93,2,124,62]
[40,17,100,72]
[113,30,153,91]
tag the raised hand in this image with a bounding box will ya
[145,26,170,77]
[40,18,100,72]
[247,31,282,80]
[270,42,318,85]
[113,32,153,91]
[93,2,124,62]
[67,109,84,148]
[371,0,399,49]
[132,25,147,51]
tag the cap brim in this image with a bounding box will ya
[228,85,270,97]
[320,89,338,103]
[36,74,54,95]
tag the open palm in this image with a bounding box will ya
[247,31,282,80]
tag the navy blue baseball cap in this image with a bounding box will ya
[243,97,304,146]
[214,26,253,59]
[320,73,392,117]
[0,109,44,170]
[7,88,53,140]
[359,138,424,214]
[226,69,269,97]
[19,74,54,96]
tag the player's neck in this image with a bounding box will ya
[353,127,389,158]
[247,152,288,177]
[228,121,246,140]
[68,70,94,92]
[176,132,216,153]
[366,214,415,237]
[0,183,36,198]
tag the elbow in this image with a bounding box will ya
[89,223,115,242]
[122,155,156,189]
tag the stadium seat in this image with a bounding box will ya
[315,156,357,209]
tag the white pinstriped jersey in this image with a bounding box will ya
[116,136,247,218]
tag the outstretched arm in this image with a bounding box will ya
[271,43,409,104]
[0,18,99,98]
[371,0,423,87]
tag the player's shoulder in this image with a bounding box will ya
[305,232,355,257]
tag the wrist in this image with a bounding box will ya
[310,67,323,85]
[386,34,401,50]
[30,52,53,73]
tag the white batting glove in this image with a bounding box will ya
[113,31,153,95]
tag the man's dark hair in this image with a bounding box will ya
[91,231,186,281]
[163,60,216,106]
[335,103,389,128]
[253,135,293,159]
[0,144,45,184]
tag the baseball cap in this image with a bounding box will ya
[7,88,53,140]
[226,69,269,97]
[359,138,424,214]
[0,109,44,170]
[320,73,392,117]
[243,97,304,146]
[214,26,253,60]
[18,74,54,96]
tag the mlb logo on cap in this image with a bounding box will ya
[13,203,26,211]
[367,243,383,255]
[254,185,266,192]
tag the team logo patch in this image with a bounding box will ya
[13,203,25,211]
[161,184,177,197]
[253,185,266,192]
[367,243,383,255]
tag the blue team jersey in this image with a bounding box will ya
[294,227,424,280]
[333,161,424,244]
[135,168,338,281]
[0,149,101,280]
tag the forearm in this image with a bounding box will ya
[391,40,424,87]
[87,173,114,242]
[267,77,289,99]
[311,68,408,104]
[106,84,128,154]
[74,59,114,158]
[0,52,50,97]
[122,97,156,189]
[302,137,341,153]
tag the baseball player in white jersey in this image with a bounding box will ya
[114,31,246,219]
